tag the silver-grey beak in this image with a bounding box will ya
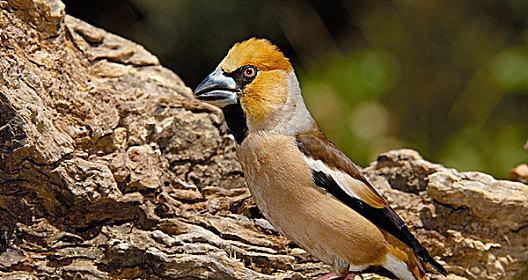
[194,68,239,107]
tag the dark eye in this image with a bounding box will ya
[243,66,257,79]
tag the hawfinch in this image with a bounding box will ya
[194,38,446,280]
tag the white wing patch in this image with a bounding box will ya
[304,156,367,202]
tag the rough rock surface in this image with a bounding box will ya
[0,1,527,279]
[364,150,528,280]
[511,164,528,184]
[510,141,528,184]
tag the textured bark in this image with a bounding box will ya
[0,1,527,279]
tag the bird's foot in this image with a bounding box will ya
[316,272,339,280]
[343,272,362,280]
[315,272,363,280]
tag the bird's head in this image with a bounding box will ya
[195,38,314,139]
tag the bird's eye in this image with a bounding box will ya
[243,66,257,79]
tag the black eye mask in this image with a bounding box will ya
[224,65,258,90]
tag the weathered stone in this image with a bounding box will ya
[1,1,527,280]
[510,164,528,184]
[365,150,528,280]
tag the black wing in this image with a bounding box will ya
[312,170,447,276]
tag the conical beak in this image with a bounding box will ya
[194,68,239,107]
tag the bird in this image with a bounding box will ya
[194,38,447,280]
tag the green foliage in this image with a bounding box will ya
[298,1,528,178]
[69,0,528,178]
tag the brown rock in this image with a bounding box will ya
[365,150,528,280]
[1,2,527,280]
[510,164,528,184]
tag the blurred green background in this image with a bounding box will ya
[64,0,528,178]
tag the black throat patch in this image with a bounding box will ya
[222,103,248,144]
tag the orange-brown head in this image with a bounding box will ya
[219,38,292,73]
[195,38,314,142]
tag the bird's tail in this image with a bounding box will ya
[398,227,447,277]
[382,232,446,280]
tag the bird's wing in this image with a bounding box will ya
[295,130,387,208]
[295,130,447,275]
